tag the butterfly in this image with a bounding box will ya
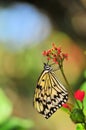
[33,63,68,119]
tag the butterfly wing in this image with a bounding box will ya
[33,70,49,113]
[33,70,68,119]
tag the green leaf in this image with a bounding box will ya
[0,88,13,124]
[80,82,86,91]
[61,107,70,114]
[76,124,85,130]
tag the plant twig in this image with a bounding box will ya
[59,64,80,109]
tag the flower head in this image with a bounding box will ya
[74,90,85,102]
[42,43,68,66]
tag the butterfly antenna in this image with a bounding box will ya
[43,60,49,67]
[49,62,59,71]
[49,62,56,66]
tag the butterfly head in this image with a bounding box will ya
[44,63,53,71]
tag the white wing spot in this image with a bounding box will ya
[58,104,61,107]
[64,99,67,102]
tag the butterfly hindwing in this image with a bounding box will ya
[33,64,68,119]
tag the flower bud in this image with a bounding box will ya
[74,90,85,102]
[70,109,85,123]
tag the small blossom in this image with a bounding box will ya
[47,49,51,54]
[62,53,68,60]
[57,47,61,54]
[53,57,58,64]
[53,54,57,57]
[51,48,54,51]
[74,90,85,102]
[42,50,51,56]
[63,103,73,111]
[52,43,56,48]
[47,57,51,60]
[63,103,70,109]
[42,50,47,56]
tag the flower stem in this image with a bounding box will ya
[59,64,80,108]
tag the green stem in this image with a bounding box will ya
[59,64,80,109]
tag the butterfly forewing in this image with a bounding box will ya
[33,64,68,119]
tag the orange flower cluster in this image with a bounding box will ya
[42,43,68,64]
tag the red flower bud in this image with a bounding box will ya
[74,90,85,102]
[62,53,68,60]
[47,57,51,60]
[53,58,58,64]
[42,50,47,56]
[63,103,73,111]
[57,47,61,54]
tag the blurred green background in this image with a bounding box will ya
[0,1,86,130]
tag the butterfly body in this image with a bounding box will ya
[33,63,68,119]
